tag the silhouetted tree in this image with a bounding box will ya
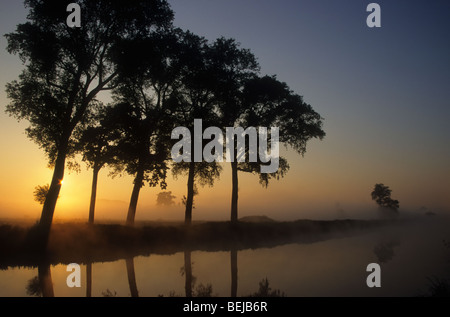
[210,38,259,223]
[33,184,50,205]
[172,161,221,223]
[216,69,325,222]
[168,31,223,224]
[371,183,399,216]
[5,0,174,245]
[108,30,181,225]
[75,104,118,224]
[104,101,170,225]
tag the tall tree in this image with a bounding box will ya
[5,0,173,243]
[108,30,182,225]
[210,40,292,223]
[216,64,325,222]
[75,104,118,224]
[104,101,170,225]
[169,31,223,224]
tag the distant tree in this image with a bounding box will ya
[33,184,50,205]
[156,191,177,206]
[5,0,174,244]
[371,183,399,212]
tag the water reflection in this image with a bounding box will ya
[182,250,215,297]
[1,218,448,297]
[183,250,192,297]
[26,262,54,297]
[126,257,139,297]
[373,238,400,263]
[21,247,288,297]
[231,248,237,297]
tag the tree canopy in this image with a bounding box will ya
[371,183,400,212]
[5,0,174,242]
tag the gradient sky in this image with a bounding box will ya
[0,0,449,222]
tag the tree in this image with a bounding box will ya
[156,191,177,206]
[371,183,399,212]
[5,0,173,244]
[212,41,325,223]
[107,30,183,225]
[104,101,170,225]
[207,38,260,223]
[168,31,224,224]
[75,104,118,224]
[224,75,291,223]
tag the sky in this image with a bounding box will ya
[0,0,449,222]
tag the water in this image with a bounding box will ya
[0,218,448,297]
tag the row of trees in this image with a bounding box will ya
[5,0,325,245]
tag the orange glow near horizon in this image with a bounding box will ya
[0,129,449,223]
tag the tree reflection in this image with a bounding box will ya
[182,250,213,297]
[231,248,238,297]
[373,239,400,263]
[126,257,139,297]
[26,262,54,297]
[86,262,92,297]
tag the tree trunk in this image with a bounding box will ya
[126,257,139,297]
[185,161,195,225]
[231,248,238,297]
[38,147,67,248]
[126,168,145,226]
[88,165,100,224]
[230,160,239,224]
